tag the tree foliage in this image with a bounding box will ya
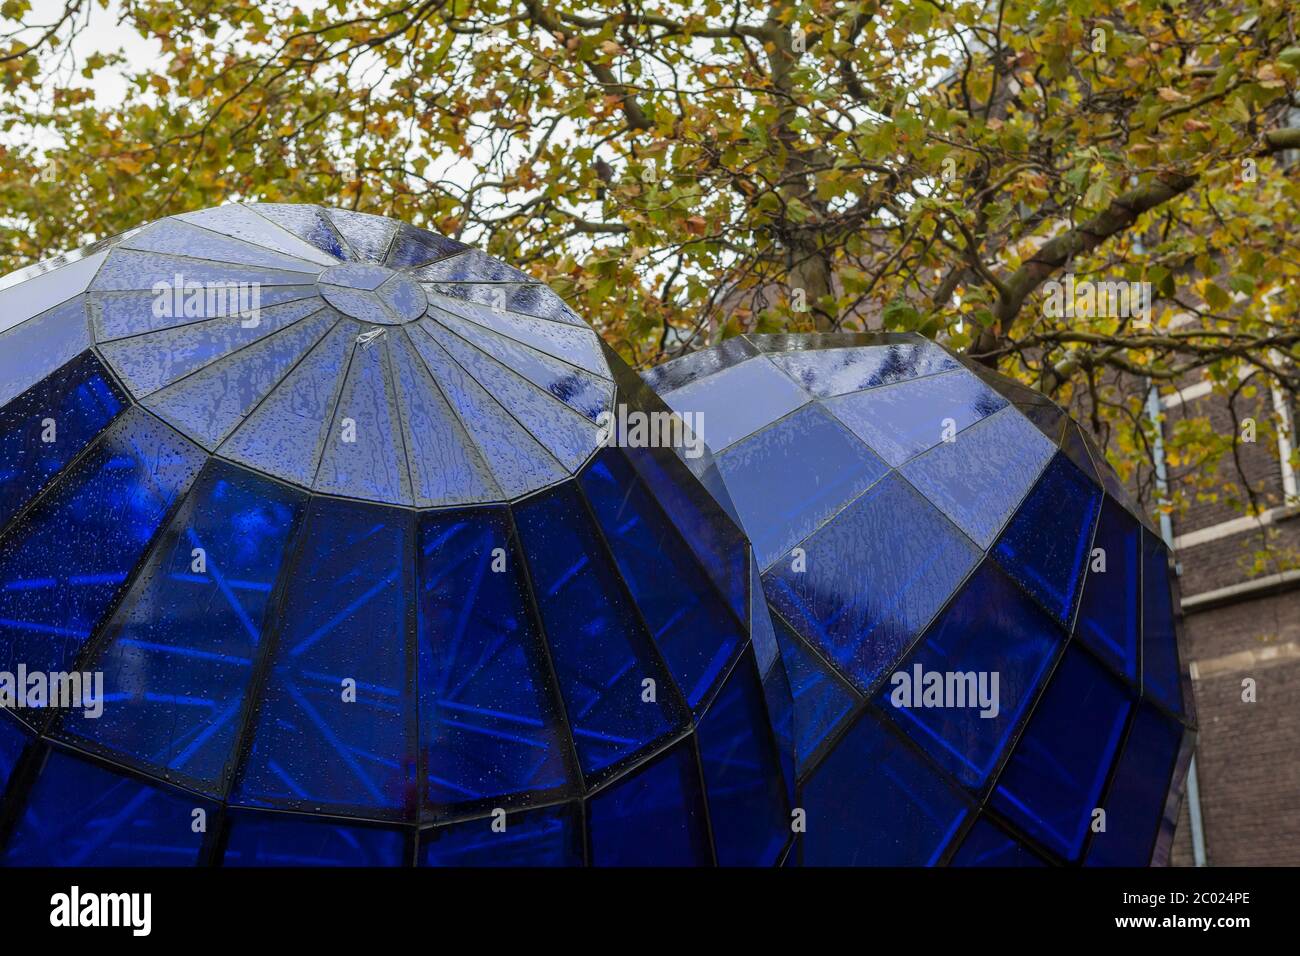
[1,0,1298,541]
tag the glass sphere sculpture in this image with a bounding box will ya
[0,205,789,866]
[646,333,1195,866]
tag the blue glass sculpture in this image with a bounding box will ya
[647,333,1195,866]
[0,205,788,866]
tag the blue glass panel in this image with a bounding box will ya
[0,351,126,532]
[1075,496,1140,683]
[579,449,744,712]
[421,319,597,473]
[763,473,980,694]
[218,317,356,488]
[425,295,607,376]
[178,204,340,267]
[313,331,413,505]
[0,298,91,408]
[234,497,415,818]
[387,333,501,506]
[619,439,748,624]
[404,325,567,499]
[3,750,212,866]
[416,507,576,815]
[122,218,327,274]
[433,310,611,422]
[767,341,959,399]
[587,740,711,866]
[426,282,586,327]
[325,208,399,263]
[757,647,796,804]
[252,203,356,261]
[513,483,685,778]
[950,817,1046,867]
[222,813,406,866]
[90,285,317,341]
[993,453,1102,625]
[143,309,337,451]
[876,561,1064,789]
[802,711,968,865]
[90,249,316,292]
[991,644,1131,859]
[1142,532,1184,714]
[57,461,305,793]
[771,614,856,773]
[901,406,1057,549]
[642,336,761,394]
[1087,703,1182,866]
[0,712,29,793]
[750,555,778,677]
[716,403,888,569]
[420,803,583,866]
[98,297,325,397]
[415,250,533,284]
[696,650,789,866]
[661,357,808,452]
[1061,421,1102,486]
[824,367,1006,467]
[0,408,204,678]
[386,223,468,268]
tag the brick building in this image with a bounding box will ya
[1155,375,1300,866]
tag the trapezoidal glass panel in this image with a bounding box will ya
[823,366,1006,468]
[992,452,1102,626]
[659,355,809,452]
[578,448,745,714]
[3,749,215,866]
[54,460,306,795]
[419,802,583,867]
[0,350,126,533]
[766,341,958,399]
[1086,702,1183,866]
[1075,495,1141,685]
[586,739,712,866]
[900,405,1056,550]
[990,643,1132,860]
[801,710,968,865]
[221,811,406,866]
[695,648,789,866]
[416,507,577,818]
[771,613,856,775]
[0,408,204,679]
[512,481,688,780]
[1141,531,1185,715]
[233,496,416,820]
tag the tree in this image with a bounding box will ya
[1,0,1298,549]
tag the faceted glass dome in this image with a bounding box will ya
[0,205,789,866]
[647,332,1195,866]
